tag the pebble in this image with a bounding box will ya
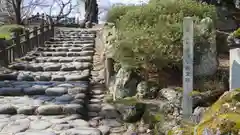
[65,74,88,81]
[63,104,83,114]
[60,128,101,135]
[98,126,110,135]
[0,87,23,96]
[101,119,122,128]
[17,106,35,115]
[0,105,17,114]
[45,87,68,96]
[23,87,46,95]
[51,124,73,131]
[55,94,73,102]
[71,119,89,127]
[36,105,62,115]
[29,120,52,130]
[68,87,86,95]
[51,75,65,81]
[2,119,30,133]
[15,131,57,135]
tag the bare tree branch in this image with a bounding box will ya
[48,0,78,23]
[4,0,51,24]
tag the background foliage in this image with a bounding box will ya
[107,0,216,82]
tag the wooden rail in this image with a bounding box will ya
[0,23,54,66]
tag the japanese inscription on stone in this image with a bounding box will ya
[182,17,193,120]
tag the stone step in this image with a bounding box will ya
[57,30,96,35]
[54,35,96,39]
[87,84,105,118]
[36,46,94,52]
[33,51,95,57]
[0,70,90,81]
[49,38,95,42]
[20,56,93,63]
[45,40,94,45]
[0,114,104,135]
[52,37,95,41]
[0,81,89,115]
[55,33,95,36]
[44,43,94,48]
[9,62,92,72]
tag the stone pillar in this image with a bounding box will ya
[182,17,194,120]
[229,38,240,90]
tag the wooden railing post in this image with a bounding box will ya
[45,24,50,41]
[40,25,44,46]
[50,19,55,38]
[24,29,30,52]
[40,13,45,46]
[33,27,39,48]
[13,31,21,59]
[0,38,8,66]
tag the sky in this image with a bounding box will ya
[32,0,149,22]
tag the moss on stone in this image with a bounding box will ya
[194,90,240,134]
[112,97,146,123]
[190,91,201,96]
[174,87,202,96]
[167,89,240,134]
[233,28,240,38]
[113,97,139,105]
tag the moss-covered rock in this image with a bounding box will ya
[113,97,146,123]
[168,89,240,135]
[195,90,240,134]
[142,104,163,125]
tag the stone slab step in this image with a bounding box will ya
[9,62,92,72]
[0,70,90,81]
[0,114,103,135]
[20,56,93,63]
[54,35,96,39]
[45,40,94,45]
[37,46,94,52]
[49,38,95,42]
[0,81,89,115]
[56,33,95,36]
[52,38,96,41]
[0,97,87,115]
[57,30,96,35]
[44,44,94,48]
[37,56,93,63]
[33,51,95,57]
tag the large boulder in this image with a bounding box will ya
[194,17,218,76]
[111,68,139,100]
[113,97,146,123]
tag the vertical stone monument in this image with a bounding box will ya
[182,17,194,120]
[228,29,240,90]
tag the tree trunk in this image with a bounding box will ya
[84,0,98,24]
[14,0,22,25]
[15,10,21,25]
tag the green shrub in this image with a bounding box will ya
[107,5,138,24]
[232,28,240,38]
[0,24,25,39]
[107,0,216,79]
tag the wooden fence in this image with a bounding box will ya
[0,21,54,66]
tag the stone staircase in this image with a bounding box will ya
[0,28,109,135]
